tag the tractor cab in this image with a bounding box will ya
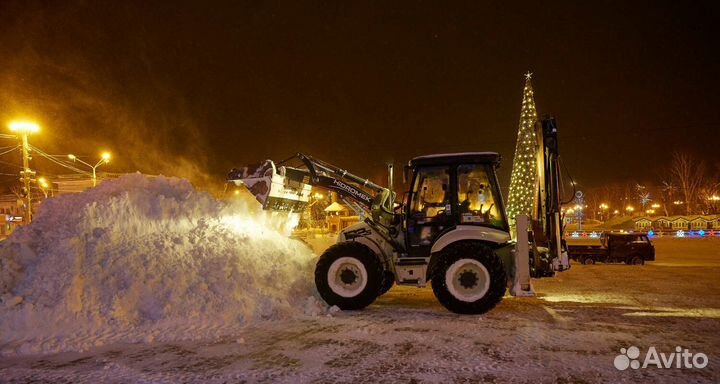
[403,153,509,257]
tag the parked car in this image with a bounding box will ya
[568,233,655,265]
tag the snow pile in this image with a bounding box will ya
[0,174,323,354]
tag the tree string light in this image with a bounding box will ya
[507,72,539,234]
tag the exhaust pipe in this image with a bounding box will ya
[387,162,394,190]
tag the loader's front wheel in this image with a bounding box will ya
[315,242,383,310]
[432,242,507,315]
[378,271,395,296]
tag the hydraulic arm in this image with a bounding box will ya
[228,153,395,220]
[533,117,568,273]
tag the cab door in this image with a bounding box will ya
[405,166,455,257]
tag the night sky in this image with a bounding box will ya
[1,1,718,194]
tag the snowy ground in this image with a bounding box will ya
[1,237,718,383]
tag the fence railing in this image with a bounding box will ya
[565,229,719,239]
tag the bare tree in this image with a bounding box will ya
[584,186,599,221]
[698,182,720,214]
[659,180,676,216]
[670,152,705,215]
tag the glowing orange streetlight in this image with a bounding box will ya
[68,152,112,187]
[7,121,40,223]
[8,121,40,133]
[37,177,50,198]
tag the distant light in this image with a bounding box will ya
[234,190,240,195]
[709,196,720,201]
[651,203,661,208]
[648,230,655,237]
[8,121,40,133]
[698,229,706,236]
[101,152,111,162]
[676,230,685,237]
[68,154,77,160]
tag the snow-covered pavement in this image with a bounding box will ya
[1,237,718,383]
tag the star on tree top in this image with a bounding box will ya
[524,71,533,80]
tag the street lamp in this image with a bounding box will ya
[8,121,40,133]
[38,177,50,198]
[8,121,39,224]
[598,203,609,221]
[68,152,112,187]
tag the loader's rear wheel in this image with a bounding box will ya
[431,242,506,315]
[315,242,383,310]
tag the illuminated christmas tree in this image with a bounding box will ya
[507,72,539,233]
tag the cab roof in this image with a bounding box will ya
[410,152,501,167]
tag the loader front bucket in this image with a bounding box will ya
[228,160,312,213]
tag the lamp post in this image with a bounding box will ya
[68,152,111,187]
[38,177,50,198]
[599,203,609,221]
[8,121,39,223]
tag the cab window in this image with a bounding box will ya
[457,164,505,229]
[410,166,450,219]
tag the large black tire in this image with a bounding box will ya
[315,242,383,310]
[431,242,507,315]
[378,271,395,296]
